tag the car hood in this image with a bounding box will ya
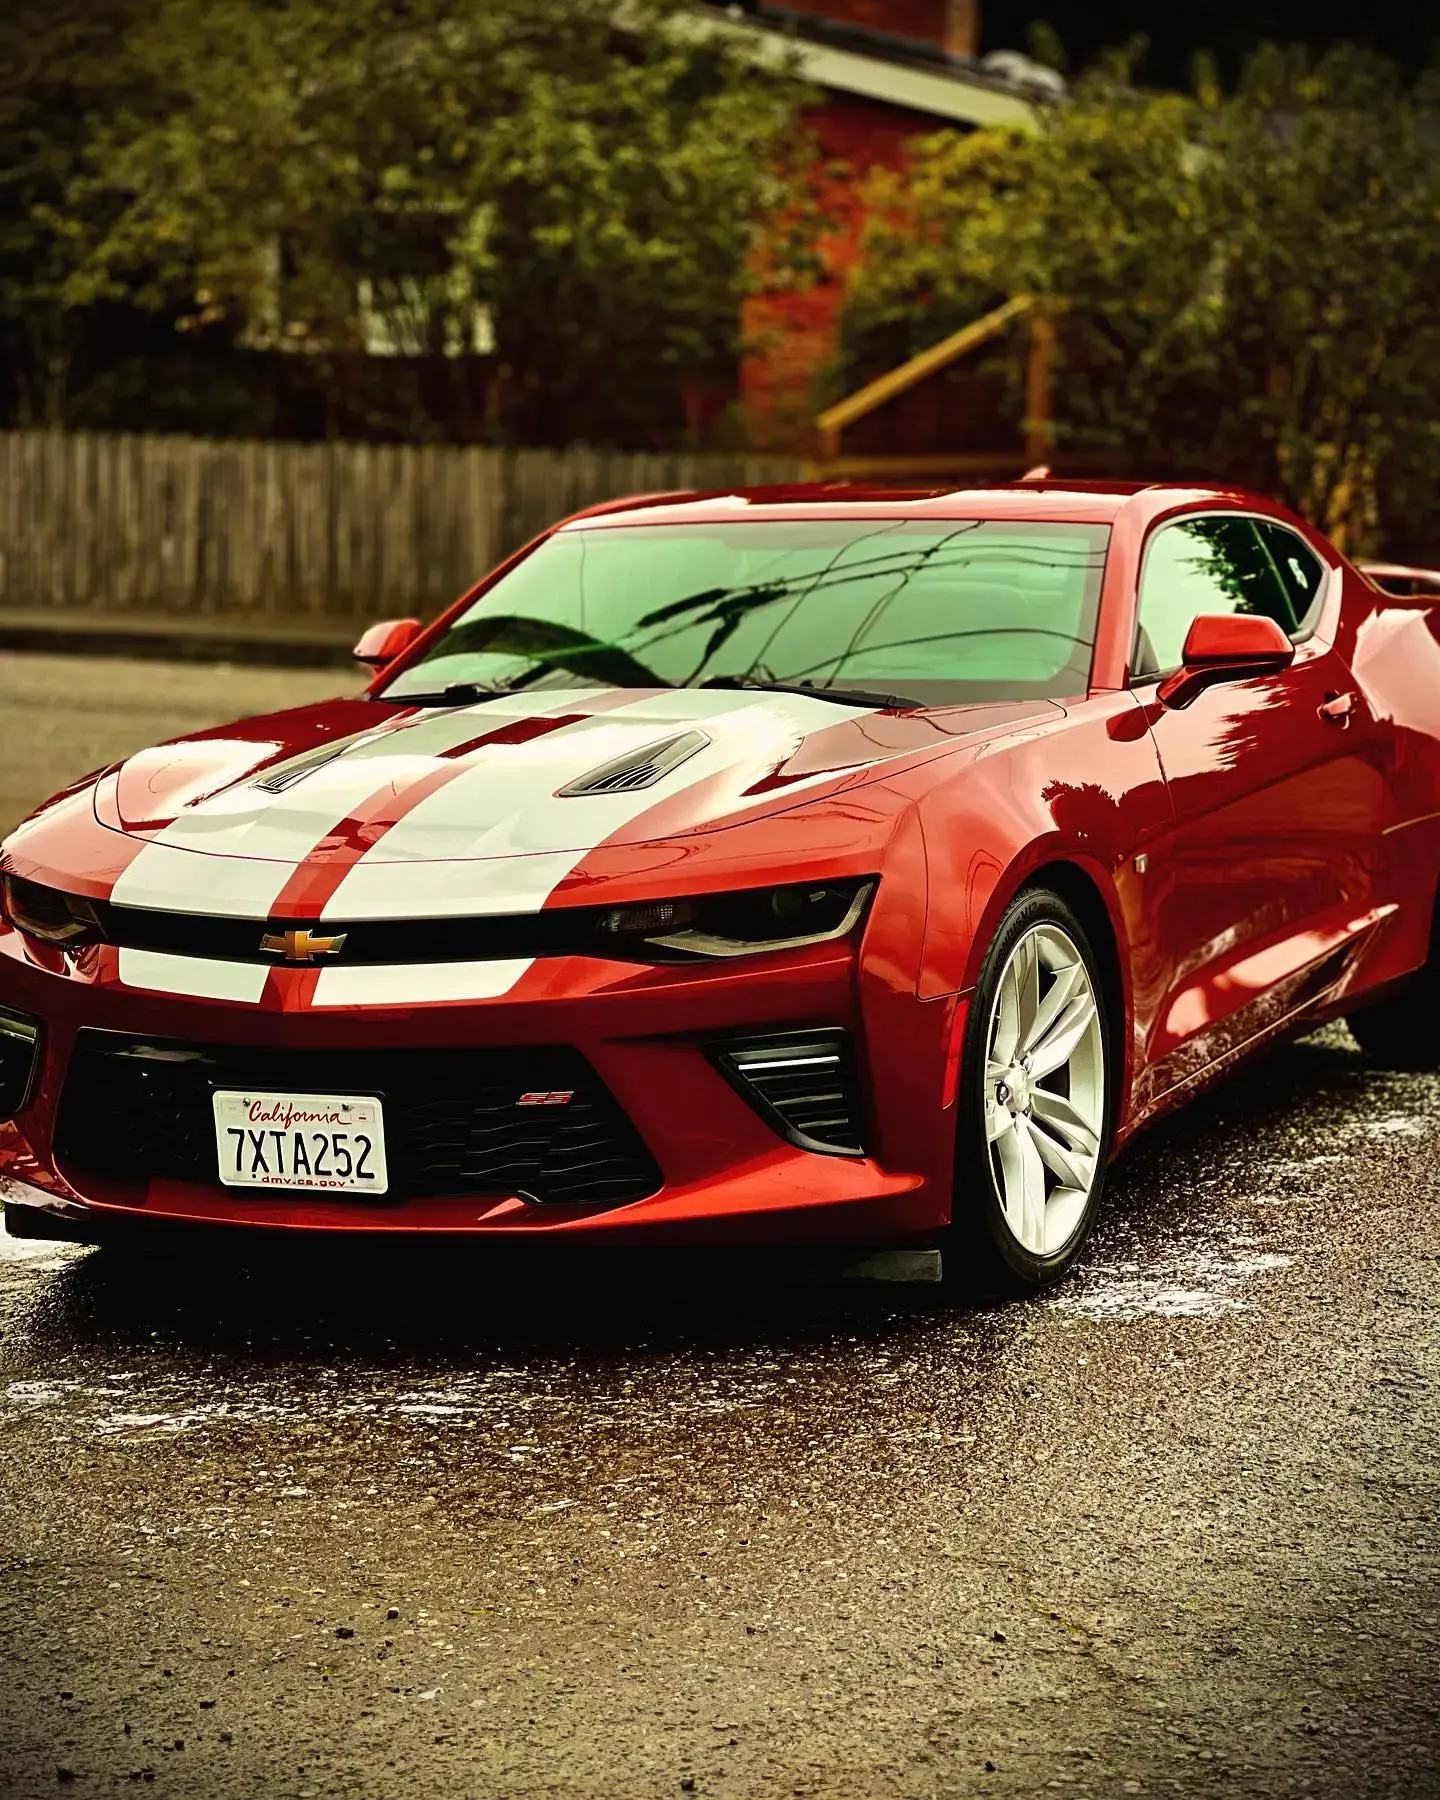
[93,687,1058,859]
[0,687,1059,920]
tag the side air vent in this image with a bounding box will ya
[0,1004,42,1120]
[557,729,709,797]
[710,1027,865,1157]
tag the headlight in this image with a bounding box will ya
[593,878,875,961]
[0,874,104,948]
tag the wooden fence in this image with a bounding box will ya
[0,433,804,626]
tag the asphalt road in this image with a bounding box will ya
[0,651,351,839]
[1,652,1438,1799]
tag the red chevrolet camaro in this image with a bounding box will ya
[3,480,1439,1291]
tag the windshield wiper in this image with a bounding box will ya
[385,675,920,711]
[379,681,513,707]
[700,677,922,711]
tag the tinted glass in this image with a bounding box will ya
[381,519,1111,706]
[1133,516,1301,678]
[1259,522,1327,631]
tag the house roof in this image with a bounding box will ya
[690,3,1038,129]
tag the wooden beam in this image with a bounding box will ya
[814,295,1034,440]
[1023,313,1057,464]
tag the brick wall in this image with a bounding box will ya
[740,94,940,444]
[736,3,991,445]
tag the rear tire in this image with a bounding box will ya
[946,887,1116,1296]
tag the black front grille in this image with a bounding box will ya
[711,1028,865,1157]
[54,1033,661,1207]
[95,901,605,965]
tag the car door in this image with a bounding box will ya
[1128,511,1391,1110]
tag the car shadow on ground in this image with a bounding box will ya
[6,1024,1397,1369]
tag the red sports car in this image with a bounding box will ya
[4,480,1439,1292]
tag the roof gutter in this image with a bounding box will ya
[678,4,1038,130]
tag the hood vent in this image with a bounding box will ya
[557,728,710,798]
[254,725,396,794]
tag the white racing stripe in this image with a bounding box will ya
[117,949,270,1004]
[311,960,535,1007]
[110,696,607,918]
[109,843,300,920]
[108,688,878,1002]
[322,852,602,920]
[321,690,866,920]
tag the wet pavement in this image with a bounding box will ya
[1,655,1438,1797]
[4,1031,1438,1798]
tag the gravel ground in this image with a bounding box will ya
[0,653,1437,1798]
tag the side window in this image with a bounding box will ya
[1132,516,1300,679]
[1258,522,1327,634]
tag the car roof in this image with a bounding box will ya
[561,480,1283,530]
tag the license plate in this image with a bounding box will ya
[212,1090,388,1196]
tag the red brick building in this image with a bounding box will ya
[695,3,1047,445]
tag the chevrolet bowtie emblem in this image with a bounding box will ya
[259,927,348,963]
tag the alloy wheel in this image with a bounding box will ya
[983,922,1105,1258]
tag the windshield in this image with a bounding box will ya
[377,518,1110,707]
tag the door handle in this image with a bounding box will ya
[1318,691,1355,725]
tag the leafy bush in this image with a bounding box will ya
[843,46,1440,552]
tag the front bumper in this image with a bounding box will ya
[0,929,960,1245]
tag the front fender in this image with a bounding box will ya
[907,691,1170,1004]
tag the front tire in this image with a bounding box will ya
[948,888,1115,1295]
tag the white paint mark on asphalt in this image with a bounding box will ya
[4,1378,87,1408]
[1360,1115,1427,1138]
[1054,1244,1293,1321]
[96,1411,225,1436]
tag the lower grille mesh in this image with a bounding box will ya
[54,1033,661,1207]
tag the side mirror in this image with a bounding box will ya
[1157,613,1295,710]
[353,617,422,670]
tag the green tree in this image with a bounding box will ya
[1206,47,1440,545]
[0,0,160,425]
[841,46,1440,550]
[838,52,1216,462]
[82,0,810,443]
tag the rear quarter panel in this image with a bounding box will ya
[1344,570,1440,981]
